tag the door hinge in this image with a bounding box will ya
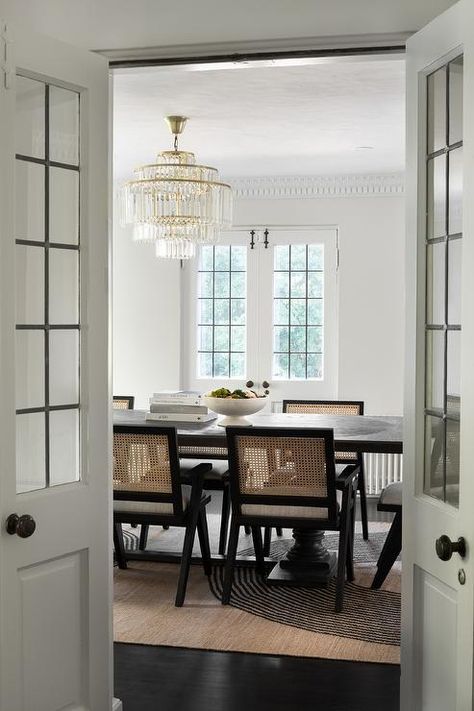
[0,21,13,89]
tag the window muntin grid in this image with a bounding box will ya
[197,245,246,379]
[272,244,324,380]
[424,55,463,508]
[15,75,80,493]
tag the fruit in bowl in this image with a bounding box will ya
[203,388,267,426]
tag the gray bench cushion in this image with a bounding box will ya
[379,481,402,507]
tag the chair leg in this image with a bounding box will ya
[263,526,272,556]
[244,525,251,535]
[218,483,231,556]
[346,501,355,583]
[276,527,283,537]
[197,507,212,577]
[371,511,402,589]
[139,524,149,551]
[358,459,369,540]
[113,522,127,570]
[251,526,266,576]
[222,518,240,605]
[175,508,200,607]
[335,492,352,612]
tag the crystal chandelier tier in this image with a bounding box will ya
[122,116,232,258]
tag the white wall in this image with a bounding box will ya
[232,193,405,415]
[113,188,405,415]
[112,198,181,409]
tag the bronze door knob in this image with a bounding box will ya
[6,513,36,538]
[435,534,466,561]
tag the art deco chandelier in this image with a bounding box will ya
[122,116,232,259]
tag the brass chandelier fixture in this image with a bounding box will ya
[122,116,233,259]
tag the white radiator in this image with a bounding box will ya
[364,453,403,496]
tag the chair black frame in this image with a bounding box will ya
[113,395,135,409]
[222,426,358,612]
[371,486,402,590]
[113,424,212,606]
[282,399,369,541]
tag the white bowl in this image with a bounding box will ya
[202,395,267,427]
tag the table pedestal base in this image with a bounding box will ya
[267,528,337,586]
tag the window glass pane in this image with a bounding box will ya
[214,326,229,352]
[15,160,45,241]
[49,86,79,166]
[15,76,45,159]
[290,245,306,270]
[215,272,230,298]
[199,246,213,271]
[307,353,323,379]
[16,413,46,493]
[308,272,323,298]
[230,352,245,378]
[15,330,44,410]
[49,248,79,324]
[427,68,446,154]
[274,326,289,352]
[308,299,323,325]
[230,299,245,325]
[274,272,289,297]
[49,330,79,406]
[290,299,306,325]
[425,330,445,411]
[274,245,289,271]
[214,299,229,325]
[214,245,230,271]
[308,245,324,270]
[198,272,213,298]
[448,238,462,325]
[426,242,445,325]
[307,326,323,353]
[230,271,245,298]
[274,299,289,325]
[449,56,463,146]
[231,326,245,352]
[214,353,229,377]
[199,299,212,325]
[448,147,463,236]
[290,326,306,353]
[427,155,447,239]
[49,168,79,244]
[199,325,212,351]
[49,409,80,486]
[424,415,445,501]
[231,246,246,271]
[198,352,212,377]
[290,272,306,298]
[16,245,44,325]
[273,353,289,379]
[290,354,306,379]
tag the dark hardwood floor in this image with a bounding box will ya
[115,642,400,711]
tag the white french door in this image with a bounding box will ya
[182,226,338,408]
[402,0,474,708]
[0,22,112,711]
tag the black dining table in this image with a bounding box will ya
[113,409,403,583]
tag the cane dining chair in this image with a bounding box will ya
[282,399,368,541]
[113,424,212,607]
[113,395,135,410]
[222,426,359,613]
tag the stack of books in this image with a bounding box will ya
[146,391,217,423]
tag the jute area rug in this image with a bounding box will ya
[114,520,400,664]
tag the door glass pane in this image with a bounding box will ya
[196,245,246,379]
[427,155,447,240]
[16,413,46,492]
[15,331,45,410]
[15,160,45,241]
[16,245,44,324]
[424,55,463,507]
[49,168,79,244]
[49,86,79,166]
[49,409,80,486]
[449,56,463,146]
[15,76,81,493]
[49,248,79,324]
[49,330,79,406]
[448,147,463,236]
[15,76,45,159]
[427,68,446,154]
[448,238,462,325]
[272,243,324,380]
[426,242,445,325]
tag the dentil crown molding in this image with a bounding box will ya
[229,173,405,200]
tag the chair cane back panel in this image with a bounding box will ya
[113,396,135,410]
[179,445,228,460]
[113,432,172,494]
[283,400,364,462]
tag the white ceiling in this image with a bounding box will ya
[113,56,405,182]
[4,0,455,51]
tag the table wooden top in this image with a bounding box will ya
[113,410,403,454]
